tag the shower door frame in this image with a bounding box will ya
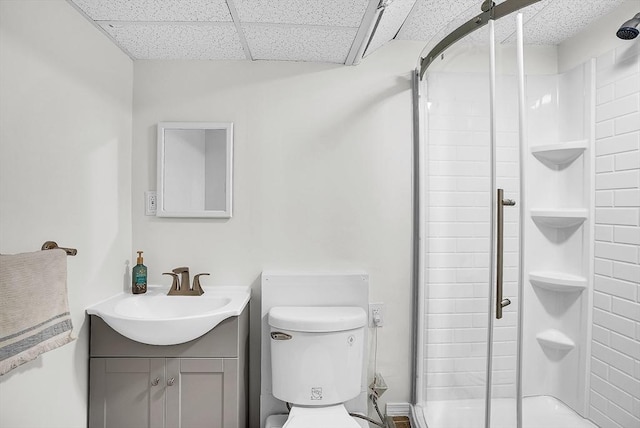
[411,1,541,427]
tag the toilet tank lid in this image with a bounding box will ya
[269,306,367,332]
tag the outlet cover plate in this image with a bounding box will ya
[145,191,157,216]
[369,302,384,327]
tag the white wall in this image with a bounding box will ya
[590,36,640,428]
[0,1,133,427]
[559,0,640,73]
[558,2,640,427]
[131,40,425,426]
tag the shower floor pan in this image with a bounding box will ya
[420,395,597,428]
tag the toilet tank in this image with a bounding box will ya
[268,306,367,406]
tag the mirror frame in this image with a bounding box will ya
[157,121,233,218]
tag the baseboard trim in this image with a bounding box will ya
[386,402,412,417]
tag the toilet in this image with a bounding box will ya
[265,306,369,428]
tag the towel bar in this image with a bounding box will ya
[41,241,77,256]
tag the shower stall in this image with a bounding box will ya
[412,1,599,427]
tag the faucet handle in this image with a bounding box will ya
[192,273,210,296]
[163,272,181,295]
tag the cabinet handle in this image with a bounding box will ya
[167,377,175,386]
[151,377,160,386]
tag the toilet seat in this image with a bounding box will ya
[282,404,361,428]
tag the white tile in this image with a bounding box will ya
[609,402,640,428]
[595,274,637,300]
[614,151,639,172]
[596,155,615,173]
[615,42,640,65]
[588,407,617,428]
[596,170,639,191]
[426,269,457,284]
[611,296,640,323]
[597,84,615,105]
[594,308,637,339]
[595,258,613,276]
[596,132,639,156]
[595,224,614,241]
[593,323,611,344]
[614,189,640,206]
[427,283,474,299]
[427,238,457,253]
[590,389,609,414]
[614,226,640,245]
[591,356,609,379]
[592,341,636,376]
[596,190,614,207]
[596,120,615,139]
[609,367,640,397]
[615,73,640,99]
[595,207,640,226]
[598,57,640,89]
[611,330,640,359]
[597,49,616,71]
[615,113,640,135]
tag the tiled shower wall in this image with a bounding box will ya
[590,43,640,428]
[423,72,520,401]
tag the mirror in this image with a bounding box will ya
[157,122,233,218]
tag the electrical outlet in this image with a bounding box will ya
[145,191,157,215]
[369,303,384,327]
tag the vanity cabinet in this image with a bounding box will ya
[88,308,248,428]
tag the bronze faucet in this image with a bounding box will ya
[164,267,209,296]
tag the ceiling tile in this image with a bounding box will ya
[517,0,627,45]
[365,0,417,57]
[233,0,370,27]
[242,24,358,63]
[72,0,232,22]
[100,23,246,59]
[396,0,482,42]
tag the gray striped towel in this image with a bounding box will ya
[0,249,74,375]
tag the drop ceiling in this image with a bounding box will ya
[68,0,628,64]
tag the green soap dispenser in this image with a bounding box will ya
[132,251,147,294]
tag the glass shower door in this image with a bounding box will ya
[418,8,526,428]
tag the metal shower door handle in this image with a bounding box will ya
[497,188,515,319]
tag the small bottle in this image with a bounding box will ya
[132,251,147,294]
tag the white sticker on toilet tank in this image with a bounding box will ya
[311,387,323,400]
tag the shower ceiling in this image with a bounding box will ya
[68,0,627,63]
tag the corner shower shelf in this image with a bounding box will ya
[536,329,575,351]
[531,140,588,166]
[529,271,587,293]
[531,209,588,228]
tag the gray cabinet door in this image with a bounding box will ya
[89,358,165,428]
[165,358,239,428]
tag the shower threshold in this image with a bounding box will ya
[419,395,597,428]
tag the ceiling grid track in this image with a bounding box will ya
[345,0,384,65]
[225,0,254,61]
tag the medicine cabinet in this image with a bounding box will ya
[157,122,233,218]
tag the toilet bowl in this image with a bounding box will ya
[274,405,365,428]
[267,306,368,428]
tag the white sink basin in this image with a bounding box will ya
[86,285,250,345]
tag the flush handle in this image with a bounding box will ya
[271,332,292,340]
